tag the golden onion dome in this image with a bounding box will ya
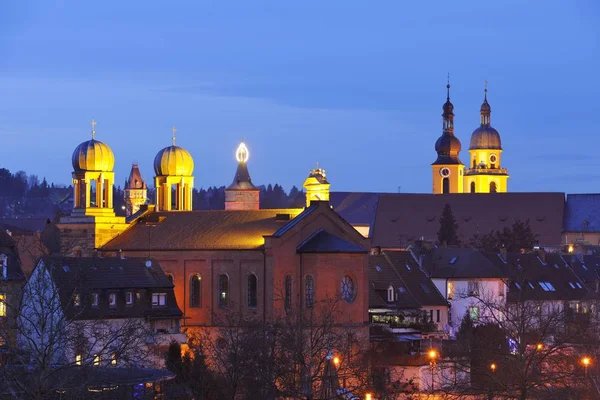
[153,145,194,176]
[72,134,115,172]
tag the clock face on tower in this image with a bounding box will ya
[439,167,451,177]
[489,154,498,164]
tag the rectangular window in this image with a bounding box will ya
[75,354,82,366]
[468,281,479,296]
[126,291,133,305]
[498,281,504,297]
[429,310,433,322]
[93,354,100,366]
[436,309,440,323]
[109,293,116,307]
[0,293,5,317]
[73,293,80,307]
[92,293,99,307]
[152,293,166,307]
[469,306,479,321]
[447,282,454,299]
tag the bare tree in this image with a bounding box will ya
[0,261,155,399]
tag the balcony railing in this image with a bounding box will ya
[464,167,508,175]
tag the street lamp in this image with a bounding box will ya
[365,393,372,400]
[333,356,340,368]
[536,343,543,351]
[582,356,591,377]
[490,363,497,372]
[428,349,438,392]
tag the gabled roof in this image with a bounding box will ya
[372,192,565,248]
[0,218,51,234]
[39,256,181,320]
[296,229,367,254]
[423,248,507,279]
[564,194,600,232]
[102,209,303,251]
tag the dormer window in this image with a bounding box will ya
[152,293,166,307]
[109,293,116,307]
[126,291,133,305]
[73,293,81,307]
[387,285,394,302]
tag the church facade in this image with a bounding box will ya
[432,83,509,194]
[55,124,370,337]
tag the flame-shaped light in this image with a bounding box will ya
[236,142,249,163]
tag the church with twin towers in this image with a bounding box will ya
[432,81,509,194]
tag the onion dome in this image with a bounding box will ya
[153,127,194,176]
[469,84,502,150]
[435,134,462,155]
[227,141,257,190]
[72,120,115,172]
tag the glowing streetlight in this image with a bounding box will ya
[333,356,340,367]
[582,356,591,377]
[428,349,438,361]
[490,363,497,372]
[428,349,438,392]
[536,343,543,351]
[365,393,372,400]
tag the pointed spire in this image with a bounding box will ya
[480,80,491,126]
[442,76,454,134]
[446,73,451,101]
[171,126,177,146]
[91,119,97,140]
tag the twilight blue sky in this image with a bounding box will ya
[1,1,599,193]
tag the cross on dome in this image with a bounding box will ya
[91,119,97,139]
[172,126,177,146]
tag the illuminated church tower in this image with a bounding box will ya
[153,127,194,211]
[124,163,147,216]
[463,83,509,193]
[225,141,260,210]
[432,82,464,194]
[58,120,127,254]
[303,166,330,207]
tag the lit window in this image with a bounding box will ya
[284,275,292,310]
[340,275,355,303]
[387,285,395,302]
[447,282,454,299]
[190,274,202,308]
[152,293,167,306]
[109,293,116,307]
[92,293,99,307]
[73,293,80,306]
[218,274,229,308]
[305,275,315,308]
[248,274,258,308]
[93,354,100,366]
[111,353,117,366]
[0,293,5,317]
[469,306,479,321]
[126,291,133,305]
[0,254,7,279]
[75,354,82,365]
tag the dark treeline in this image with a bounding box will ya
[0,168,306,218]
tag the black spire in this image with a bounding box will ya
[480,80,491,126]
[442,75,454,133]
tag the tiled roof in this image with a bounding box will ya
[564,194,600,232]
[272,205,316,238]
[424,248,507,279]
[40,256,181,320]
[103,209,303,251]
[296,229,368,253]
[330,192,380,227]
[372,192,565,248]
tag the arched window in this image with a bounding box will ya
[284,275,292,310]
[305,275,315,308]
[218,274,229,308]
[341,275,356,303]
[247,274,257,308]
[190,274,201,308]
[442,178,450,194]
[490,182,497,193]
[470,182,476,193]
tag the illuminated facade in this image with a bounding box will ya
[153,127,194,211]
[303,167,330,207]
[225,141,260,210]
[432,83,464,194]
[432,83,509,194]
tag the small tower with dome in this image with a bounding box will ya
[463,82,509,193]
[432,80,464,194]
[303,165,330,207]
[225,141,260,210]
[58,120,127,254]
[153,127,194,211]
